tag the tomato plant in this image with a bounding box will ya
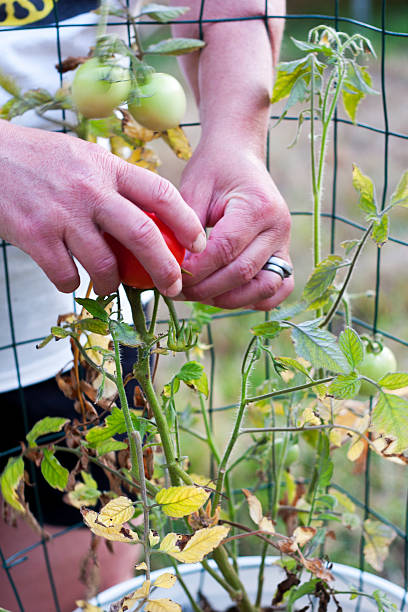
[104,212,185,289]
[72,57,131,118]
[358,340,397,396]
[128,72,186,131]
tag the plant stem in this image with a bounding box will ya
[245,376,334,404]
[111,323,139,482]
[213,338,258,509]
[132,430,151,580]
[320,223,373,328]
[148,289,160,336]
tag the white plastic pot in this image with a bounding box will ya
[74,556,407,611]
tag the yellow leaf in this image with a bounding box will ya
[363,519,396,571]
[259,516,275,534]
[347,438,366,462]
[294,526,316,547]
[160,526,230,563]
[242,489,263,525]
[81,508,139,543]
[129,580,151,600]
[135,562,148,571]
[149,530,160,547]
[98,496,134,527]
[329,428,343,448]
[121,110,159,142]
[128,147,161,173]
[75,602,104,611]
[189,474,215,489]
[298,407,321,427]
[153,572,177,589]
[161,127,192,160]
[156,486,210,518]
[145,599,181,612]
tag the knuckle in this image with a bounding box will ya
[129,216,158,247]
[151,176,174,204]
[91,252,117,280]
[236,258,258,284]
[52,270,80,294]
[213,235,237,267]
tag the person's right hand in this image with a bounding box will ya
[0,120,206,296]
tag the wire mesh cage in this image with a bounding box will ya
[0,1,407,611]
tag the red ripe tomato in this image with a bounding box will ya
[104,212,185,289]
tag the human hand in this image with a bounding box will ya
[177,137,294,310]
[0,121,206,296]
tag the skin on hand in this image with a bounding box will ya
[170,0,292,310]
[176,137,294,311]
[0,120,206,297]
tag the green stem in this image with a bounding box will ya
[211,547,255,612]
[245,376,334,404]
[213,338,258,509]
[111,324,139,482]
[320,223,373,328]
[133,431,151,581]
[148,289,160,336]
[199,393,221,464]
[162,295,181,335]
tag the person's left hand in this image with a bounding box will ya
[176,137,294,310]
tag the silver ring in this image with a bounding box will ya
[262,256,293,279]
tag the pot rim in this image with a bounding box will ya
[74,555,407,611]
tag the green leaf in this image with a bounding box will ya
[271,61,309,104]
[138,4,190,23]
[41,449,69,491]
[144,38,205,56]
[372,214,389,247]
[340,239,359,256]
[176,361,204,383]
[86,407,127,445]
[36,333,54,349]
[287,579,319,609]
[26,416,69,448]
[0,68,21,96]
[390,170,408,207]
[329,373,361,399]
[291,37,334,56]
[95,438,128,456]
[51,326,71,339]
[372,589,398,611]
[342,65,372,123]
[0,456,25,512]
[372,392,408,452]
[251,321,282,339]
[75,297,109,321]
[274,356,312,379]
[75,318,109,335]
[289,319,349,373]
[110,320,142,347]
[378,372,408,390]
[317,434,333,489]
[352,165,377,218]
[268,301,306,322]
[302,255,343,303]
[338,327,364,370]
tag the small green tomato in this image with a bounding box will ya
[128,72,186,131]
[358,342,397,397]
[273,437,300,468]
[72,57,131,118]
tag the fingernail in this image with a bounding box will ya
[163,279,182,298]
[192,232,206,253]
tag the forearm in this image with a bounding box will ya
[170,1,285,158]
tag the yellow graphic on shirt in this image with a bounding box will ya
[0,0,59,26]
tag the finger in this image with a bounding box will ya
[65,222,120,296]
[115,162,206,253]
[180,231,277,302]
[181,199,263,287]
[27,240,80,294]
[94,192,185,297]
[248,276,295,311]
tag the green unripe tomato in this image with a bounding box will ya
[273,437,300,468]
[358,342,397,397]
[72,57,131,118]
[128,72,186,131]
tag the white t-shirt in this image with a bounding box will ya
[0,1,150,393]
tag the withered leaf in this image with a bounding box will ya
[272,570,300,605]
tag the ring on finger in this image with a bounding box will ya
[261,255,293,280]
